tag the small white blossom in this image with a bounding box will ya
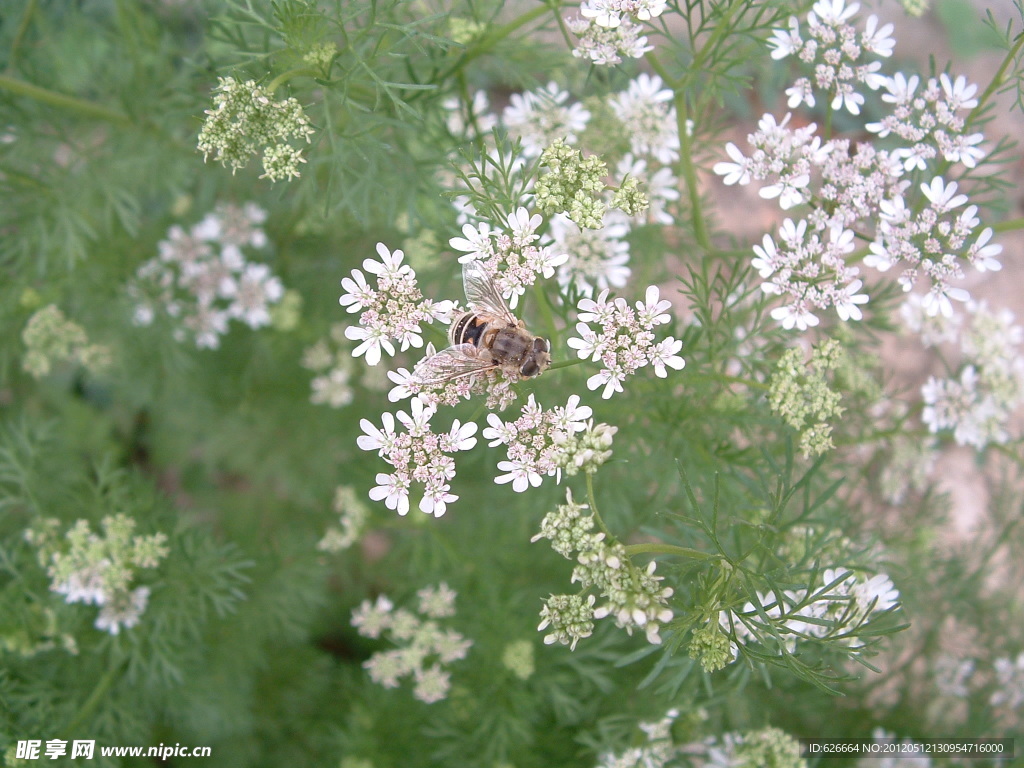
[568,287,684,397]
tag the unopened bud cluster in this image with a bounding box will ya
[768,339,845,458]
[197,76,315,182]
[533,490,674,646]
[22,305,111,379]
[536,140,649,230]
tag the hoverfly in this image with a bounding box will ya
[413,261,551,386]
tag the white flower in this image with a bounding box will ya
[771,302,820,331]
[834,279,869,321]
[339,269,375,313]
[861,14,895,57]
[588,368,626,399]
[397,397,435,435]
[713,142,751,186]
[968,228,1002,272]
[358,413,398,453]
[364,242,411,278]
[369,473,411,515]
[449,221,494,263]
[810,0,858,25]
[482,413,518,446]
[921,176,969,212]
[648,337,685,377]
[94,587,150,635]
[447,420,479,452]
[495,459,543,492]
[939,73,979,110]
[768,17,803,59]
[921,284,970,318]
[505,207,543,247]
[419,488,458,518]
[636,285,672,326]
[566,323,603,361]
[345,324,395,366]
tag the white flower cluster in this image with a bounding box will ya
[549,214,631,295]
[868,73,985,170]
[720,569,899,659]
[339,243,456,365]
[716,1,999,330]
[301,324,388,408]
[502,81,592,158]
[768,0,893,115]
[449,207,568,308]
[444,77,680,295]
[567,286,685,398]
[595,709,680,768]
[351,584,472,705]
[25,515,169,636]
[358,398,478,517]
[566,13,652,66]
[534,491,674,646]
[483,395,602,491]
[919,301,1023,449]
[867,177,1000,317]
[131,202,285,349]
[608,74,680,164]
[579,0,667,29]
[317,486,370,553]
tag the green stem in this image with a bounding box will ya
[624,542,718,560]
[547,357,585,371]
[646,53,711,252]
[966,33,1024,131]
[266,67,318,94]
[0,75,131,126]
[5,0,39,74]
[585,472,614,540]
[992,217,1024,233]
[64,657,127,735]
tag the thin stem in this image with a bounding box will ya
[646,52,712,252]
[966,33,1024,131]
[64,657,127,735]
[992,217,1024,233]
[0,75,131,126]
[624,542,718,560]
[5,0,39,74]
[585,472,614,540]
[266,67,318,94]
[547,357,585,371]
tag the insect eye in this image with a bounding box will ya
[533,338,548,353]
[520,360,539,377]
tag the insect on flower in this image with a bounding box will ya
[414,260,551,386]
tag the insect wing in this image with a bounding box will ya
[462,260,517,324]
[413,343,495,385]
